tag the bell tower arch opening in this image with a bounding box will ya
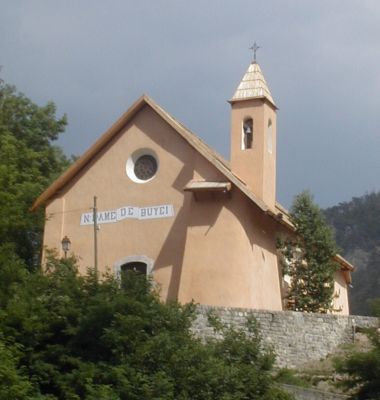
[242,117,253,149]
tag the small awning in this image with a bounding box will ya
[184,181,232,193]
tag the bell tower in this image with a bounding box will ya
[229,59,277,209]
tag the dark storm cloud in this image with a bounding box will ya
[1,0,380,207]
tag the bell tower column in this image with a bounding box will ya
[229,61,278,210]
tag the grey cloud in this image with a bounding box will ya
[1,0,380,208]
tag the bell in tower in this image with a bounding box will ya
[243,118,253,149]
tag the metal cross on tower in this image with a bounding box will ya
[249,42,260,63]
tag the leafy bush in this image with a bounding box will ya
[0,256,293,399]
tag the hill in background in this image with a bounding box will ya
[324,191,380,315]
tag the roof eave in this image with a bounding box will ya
[334,254,355,272]
[228,96,278,110]
[31,94,150,211]
[31,94,268,215]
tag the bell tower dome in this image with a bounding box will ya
[229,60,278,209]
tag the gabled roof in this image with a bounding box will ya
[31,95,353,280]
[230,62,276,108]
[31,95,269,213]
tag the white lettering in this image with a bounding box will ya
[80,204,175,225]
[80,213,93,225]
[118,207,127,220]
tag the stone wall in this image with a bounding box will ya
[192,306,378,368]
[280,384,349,400]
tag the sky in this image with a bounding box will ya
[1,0,380,208]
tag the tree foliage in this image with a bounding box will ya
[324,191,380,315]
[278,191,340,313]
[334,300,380,400]
[324,192,380,253]
[0,77,294,399]
[0,256,292,399]
[0,78,70,268]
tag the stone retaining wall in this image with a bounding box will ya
[280,384,349,400]
[192,306,378,368]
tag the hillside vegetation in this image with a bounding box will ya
[324,191,380,315]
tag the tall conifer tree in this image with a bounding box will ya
[279,191,339,312]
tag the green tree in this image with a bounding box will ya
[0,338,36,400]
[0,75,292,399]
[278,191,339,313]
[334,300,380,399]
[0,256,293,399]
[0,78,70,268]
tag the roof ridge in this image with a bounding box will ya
[32,95,268,214]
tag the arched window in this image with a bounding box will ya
[242,118,253,149]
[121,261,147,275]
[267,118,273,154]
[114,255,154,280]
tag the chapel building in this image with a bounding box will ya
[32,60,353,314]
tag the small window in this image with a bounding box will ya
[120,261,148,291]
[134,155,157,181]
[114,255,154,279]
[267,119,273,154]
[121,261,147,275]
[126,149,158,183]
[242,118,253,149]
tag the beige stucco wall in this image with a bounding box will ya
[333,270,350,315]
[230,99,277,209]
[178,155,283,310]
[42,104,284,311]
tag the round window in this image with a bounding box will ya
[134,155,157,181]
[126,149,159,183]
